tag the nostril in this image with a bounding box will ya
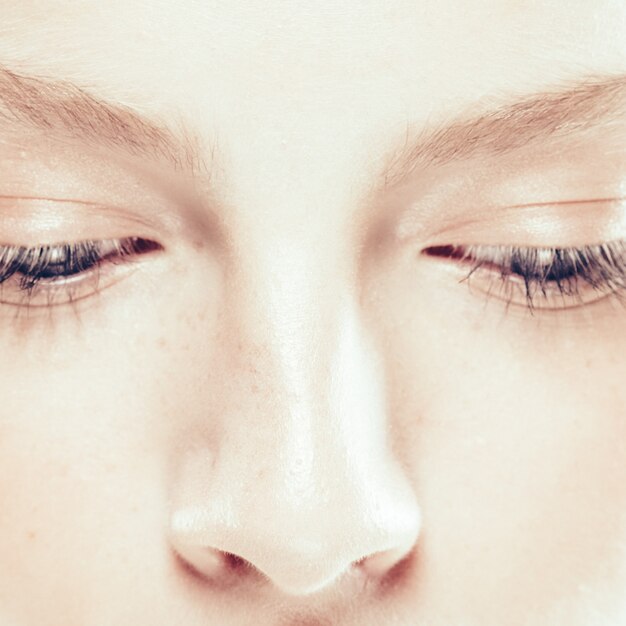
[223,551,252,572]
[173,542,263,586]
[355,541,416,582]
[174,544,226,580]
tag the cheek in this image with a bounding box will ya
[0,360,150,623]
[371,255,626,621]
[411,389,626,621]
[0,291,203,623]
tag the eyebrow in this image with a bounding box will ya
[380,74,626,188]
[0,66,623,190]
[0,65,204,173]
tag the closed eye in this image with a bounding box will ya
[422,241,626,311]
[0,236,162,307]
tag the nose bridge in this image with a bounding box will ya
[260,301,387,512]
[232,240,384,508]
[231,231,356,426]
[232,250,411,531]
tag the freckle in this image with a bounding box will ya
[191,239,206,253]
[27,531,36,540]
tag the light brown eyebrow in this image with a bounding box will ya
[0,66,624,195]
[380,74,626,188]
[0,65,204,174]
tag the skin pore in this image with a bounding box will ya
[0,1,624,625]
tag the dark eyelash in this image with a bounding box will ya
[0,236,159,292]
[423,241,626,309]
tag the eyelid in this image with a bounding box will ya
[422,240,626,312]
[0,196,168,247]
[0,236,162,309]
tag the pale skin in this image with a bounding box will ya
[0,1,624,625]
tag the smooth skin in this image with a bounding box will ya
[0,1,624,625]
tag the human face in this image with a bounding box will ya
[0,1,624,625]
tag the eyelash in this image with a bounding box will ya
[423,240,626,311]
[0,236,159,306]
[2,236,625,313]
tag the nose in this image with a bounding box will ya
[170,442,420,595]
[168,254,421,596]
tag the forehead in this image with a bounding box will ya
[0,1,623,217]
[0,1,622,89]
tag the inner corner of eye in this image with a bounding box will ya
[421,245,465,259]
[122,237,165,255]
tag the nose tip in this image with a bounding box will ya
[172,543,417,597]
[170,512,420,596]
